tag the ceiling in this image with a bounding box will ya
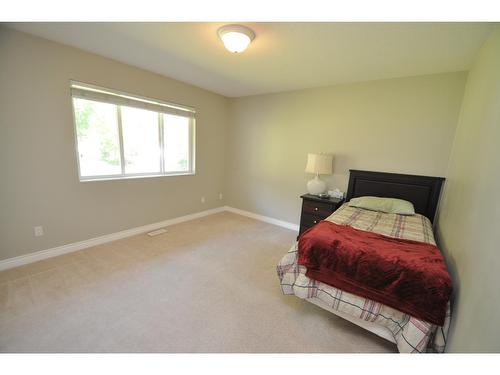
[7,22,494,97]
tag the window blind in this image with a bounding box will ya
[70,81,196,118]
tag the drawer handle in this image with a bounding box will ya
[314,207,318,211]
[313,220,318,224]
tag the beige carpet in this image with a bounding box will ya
[0,212,396,352]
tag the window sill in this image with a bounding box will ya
[79,172,195,182]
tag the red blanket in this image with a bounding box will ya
[298,221,452,326]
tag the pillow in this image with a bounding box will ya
[348,196,415,215]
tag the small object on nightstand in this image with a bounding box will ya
[328,188,344,199]
[298,194,344,238]
[318,193,330,199]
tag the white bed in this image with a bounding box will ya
[277,203,450,353]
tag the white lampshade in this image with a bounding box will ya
[305,153,333,175]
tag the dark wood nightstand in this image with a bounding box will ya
[298,194,344,237]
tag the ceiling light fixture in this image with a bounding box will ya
[217,24,255,53]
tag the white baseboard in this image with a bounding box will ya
[0,207,225,271]
[223,206,300,232]
[0,205,298,272]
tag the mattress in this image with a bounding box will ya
[277,204,451,353]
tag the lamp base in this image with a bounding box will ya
[307,175,327,195]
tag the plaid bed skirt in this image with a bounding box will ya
[277,243,451,353]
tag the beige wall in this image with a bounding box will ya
[226,72,467,223]
[436,27,500,352]
[0,28,229,260]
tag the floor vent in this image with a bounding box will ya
[147,228,167,237]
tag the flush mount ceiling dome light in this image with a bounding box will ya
[217,24,255,53]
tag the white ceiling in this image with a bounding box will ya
[7,22,494,97]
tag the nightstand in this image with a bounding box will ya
[298,194,344,237]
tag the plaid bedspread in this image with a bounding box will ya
[277,204,451,353]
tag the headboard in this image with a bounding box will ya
[346,170,445,223]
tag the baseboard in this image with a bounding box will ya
[0,207,225,271]
[223,206,300,232]
[0,205,298,272]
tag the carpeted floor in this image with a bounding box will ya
[0,212,396,352]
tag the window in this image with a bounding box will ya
[71,82,195,181]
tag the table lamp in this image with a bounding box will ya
[305,153,333,195]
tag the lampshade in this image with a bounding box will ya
[305,153,333,175]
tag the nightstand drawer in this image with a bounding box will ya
[302,200,333,217]
[301,213,325,228]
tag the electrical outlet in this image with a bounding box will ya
[34,226,44,237]
[219,193,223,200]
[201,196,205,204]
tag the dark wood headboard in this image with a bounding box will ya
[346,170,445,223]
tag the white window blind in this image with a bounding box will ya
[70,81,196,181]
[70,82,196,118]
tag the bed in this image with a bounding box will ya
[277,170,450,353]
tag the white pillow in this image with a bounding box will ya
[348,196,415,215]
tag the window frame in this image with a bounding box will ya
[70,81,196,182]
